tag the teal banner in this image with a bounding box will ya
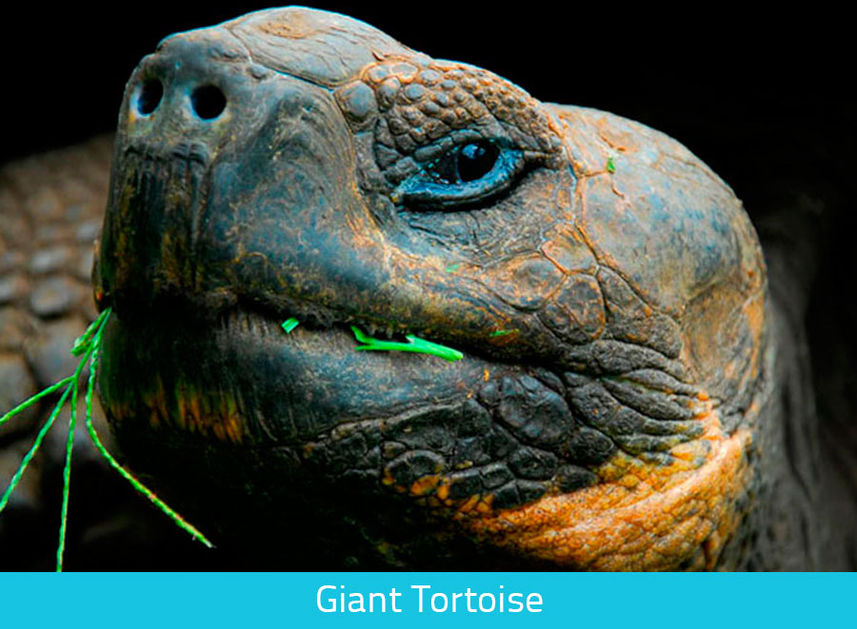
[0,572,852,628]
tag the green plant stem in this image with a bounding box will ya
[2,306,213,571]
[0,376,74,430]
[0,380,76,516]
[351,325,463,362]
[56,376,78,572]
[281,318,300,333]
[83,310,214,549]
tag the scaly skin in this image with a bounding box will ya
[89,7,773,569]
[3,8,852,569]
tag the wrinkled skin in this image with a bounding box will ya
[34,7,847,569]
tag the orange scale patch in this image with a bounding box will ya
[456,403,752,571]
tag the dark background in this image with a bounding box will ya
[2,3,855,568]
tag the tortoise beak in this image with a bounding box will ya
[96,21,389,326]
[97,27,244,317]
[100,140,212,313]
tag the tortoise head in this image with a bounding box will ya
[95,7,768,569]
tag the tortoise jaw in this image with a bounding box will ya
[96,302,758,570]
[96,306,484,446]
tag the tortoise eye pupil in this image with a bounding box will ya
[402,138,522,209]
[457,141,499,182]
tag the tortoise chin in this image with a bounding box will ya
[95,7,775,569]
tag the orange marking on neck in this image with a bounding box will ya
[457,402,751,570]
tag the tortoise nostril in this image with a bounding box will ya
[191,85,226,120]
[137,79,163,115]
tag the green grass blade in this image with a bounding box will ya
[0,381,75,516]
[489,328,519,337]
[71,308,111,356]
[351,325,463,362]
[0,376,74,430]
[2,305,214,572]
[56,377,79,572]
[83,309,214,548]
[281,318,300,334]
[403,335,464,361]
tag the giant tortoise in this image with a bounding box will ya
[1,6,854,570]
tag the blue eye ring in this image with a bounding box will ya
[395,142,525,210]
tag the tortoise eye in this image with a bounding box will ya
[457,141,499,182]
[396,139,524,211]
[428,140,502,185]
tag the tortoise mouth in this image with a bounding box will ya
[96,297,618,509]
[97,304,490,445]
